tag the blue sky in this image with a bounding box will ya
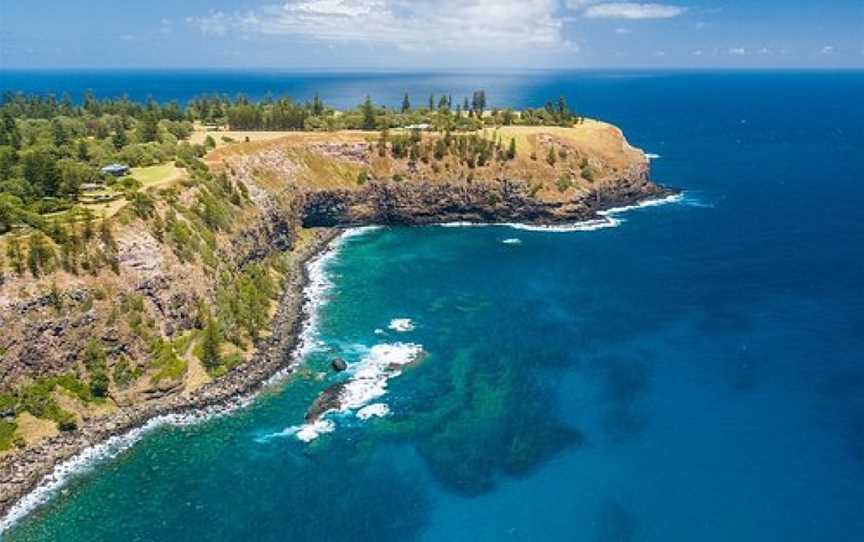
[1,0,862,69]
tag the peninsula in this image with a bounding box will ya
[0,92,670,516]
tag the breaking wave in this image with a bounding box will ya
[0,410,216,534]
[436,193,684,233]
[388,318,415,332]
[286,342,423,442]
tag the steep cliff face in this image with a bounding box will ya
[0,201,302,392]
[302,163,666,227]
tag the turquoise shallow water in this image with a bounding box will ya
[3,71,864,541]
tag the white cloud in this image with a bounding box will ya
[188,11,229,37]
[614,27,632,34]
[821,45,835,55]
[583,2,687,19]
[728,47,747,56]
[189,1,570,53]
[159,18,173,35]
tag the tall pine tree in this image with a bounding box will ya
[200,308,223,371]
[361,96,376,130]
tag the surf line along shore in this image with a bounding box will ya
[0,228,341,529]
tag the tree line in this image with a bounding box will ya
[0,89,580,238]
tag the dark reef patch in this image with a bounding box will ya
[590,355,653,441]
[595,501,639,542]
[366,345,583,497]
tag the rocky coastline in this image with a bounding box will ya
[0,135,674,524]
[0,228,339,521]
[302,163,672,228]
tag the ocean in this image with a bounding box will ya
[2,70,864,541]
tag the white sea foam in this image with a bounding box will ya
[388,318,415,332]
[357,403,391,420]
[439,221,490,228]
[340,225,382,239]
[0,410,217,533]
[294,420,335,442]
[284,226,382,371]
[290,242,339,361]
[287,342,422,442]
[436,193,684,234]
[505,217,620,232]
[646,153,661,160]
[259,419,337,443]
[508,192,685,232]
[599,192,684,214]
[340,343,423,410]
[679,193,714,208]
[502,238,523,245]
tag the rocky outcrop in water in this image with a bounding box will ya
[330,358,348,372]
[306,382,347,422]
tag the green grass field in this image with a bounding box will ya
[127,163,183,188]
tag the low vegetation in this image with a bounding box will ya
[0,373,99,448]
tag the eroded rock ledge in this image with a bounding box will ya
[302,163,669,227]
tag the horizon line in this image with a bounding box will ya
[2,66,863,73]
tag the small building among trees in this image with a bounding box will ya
[100,163,130,176]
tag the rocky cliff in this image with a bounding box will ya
[302,162,665,227]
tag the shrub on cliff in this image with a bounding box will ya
[556,175,573,193]
[150,338,188,382]
[15,378,78,431]
[5,236,25,275]
[546,146,557,166]
[0,419,19,451]
[82,338,109,398]
[26,231,56,277]
[507,138,517,160]
[113,356,141,388]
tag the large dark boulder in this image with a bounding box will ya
[330,357,348,372]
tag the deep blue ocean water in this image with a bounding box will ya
[2,70,864,541]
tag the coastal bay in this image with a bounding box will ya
[1,70,863,541]
[0,85,669,523]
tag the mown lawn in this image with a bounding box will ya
[128,163,183,188]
